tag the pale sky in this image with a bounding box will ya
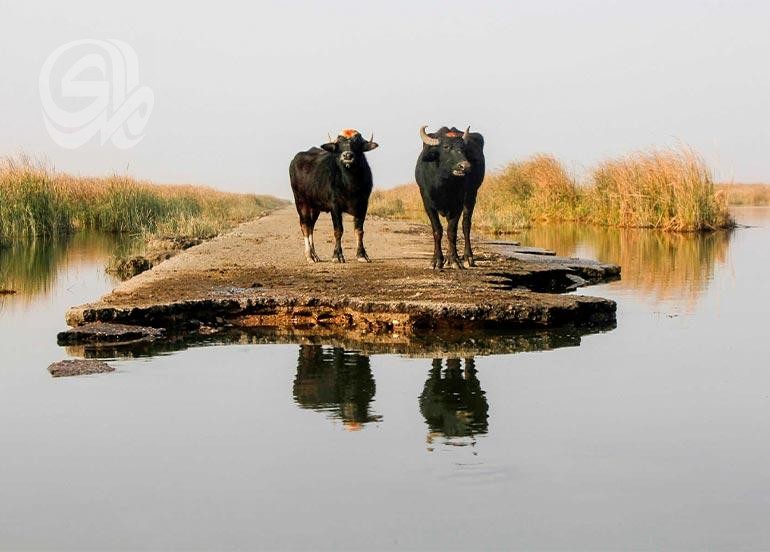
[1,0,769,198]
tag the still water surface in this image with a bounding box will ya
[1,209,768,550]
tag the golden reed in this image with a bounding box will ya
[370,148,734,233]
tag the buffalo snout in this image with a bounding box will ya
[340,151,355,166]
[453,160,471,176]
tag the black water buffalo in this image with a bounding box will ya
[415,125,485,269]
[289,129,379,263]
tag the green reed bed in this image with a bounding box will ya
[0,157,286,241]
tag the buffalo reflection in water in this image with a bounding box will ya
[292,347,490,441]
[292,345,381,430]
[419,357,489,447]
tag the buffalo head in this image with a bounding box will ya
[419,126,472,177]
[321,129,378,169]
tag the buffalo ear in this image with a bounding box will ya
[320,142,337,153]
[421,148,439,162]
[363,141,379,152]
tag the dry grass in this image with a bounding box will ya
[475,154,580,231]
[587,149,732,231]
[716,183,770,206]
[370,154,579,232]
[369,148,734,233]
[0,155,286,242]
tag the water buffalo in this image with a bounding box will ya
[289,129,379,263]
[415,125,485,269]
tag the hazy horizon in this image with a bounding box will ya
[2,0,769,198]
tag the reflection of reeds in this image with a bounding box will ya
[0,237,68,298]
[513,223,732,307]
[369,148,733,232]
[0,232,139,305]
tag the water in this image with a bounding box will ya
[1,209,769,550]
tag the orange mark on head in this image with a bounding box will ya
[445,131,461,138]
[339,128,359,138]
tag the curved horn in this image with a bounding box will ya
[327,133,338,144]
[462,126,471,143]
[420,125,440,146]
[368,132,374,144]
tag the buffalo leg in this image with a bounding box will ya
[461,198,477,267]
[298,205,320,263]
[330,209,345,263]
[354,216,370,263]
[307,209,321,261]
[425,208,444,269]
[446,213,464,269]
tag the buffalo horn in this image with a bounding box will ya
[419,126,440,146]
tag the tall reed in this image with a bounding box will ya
[368,148,733,233]
[0,157,73,237]
[586,149,731,231]
[474,154,580,232]
[716,183,770,206]
[0,156,285,239]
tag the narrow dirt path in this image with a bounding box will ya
[66,207,619,335]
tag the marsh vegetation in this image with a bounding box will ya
[370,148,734,233]
[0,155,285,245]
[716,183,770,206]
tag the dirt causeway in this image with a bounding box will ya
[65,207,620,337]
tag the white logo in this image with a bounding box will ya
[39,39,154,149]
